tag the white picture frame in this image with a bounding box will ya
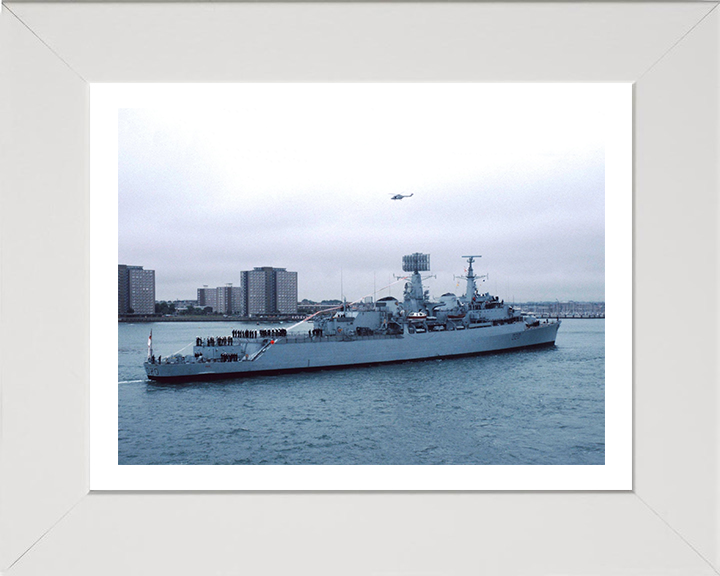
[1,2,718,574]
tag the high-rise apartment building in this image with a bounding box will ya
[232,285,244,314]
[118,266,130,314]
[244,268,271,315]
[275,269,298,314]
[241,267,298,316]
[197,286,218,311]
[216,285,244,315]
[118,264,155,315]
[197,285,244,314]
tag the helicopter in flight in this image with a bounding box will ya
[390,193,414,201]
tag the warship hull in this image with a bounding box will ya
[145,321,560,382]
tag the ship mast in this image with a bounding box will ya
[461,255,482,301]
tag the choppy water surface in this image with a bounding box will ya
[118,320,604,465]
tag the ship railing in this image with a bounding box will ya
[281,332,403,344]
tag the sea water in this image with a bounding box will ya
[118,319,604,465]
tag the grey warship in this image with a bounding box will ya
[144,254,561,382]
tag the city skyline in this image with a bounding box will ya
[119,84,609,303]
[153,267,607,306]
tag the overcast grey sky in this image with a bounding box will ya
[119,84,607,303]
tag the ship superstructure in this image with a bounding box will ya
[144,254,560,382]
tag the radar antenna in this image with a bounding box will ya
[461,255,482,277]
[402,252,430,273]
[401,253,431,312]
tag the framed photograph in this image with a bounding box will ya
[2,2,718,574]
[92,82,630,491]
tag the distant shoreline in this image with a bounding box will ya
[118,315,303,323]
